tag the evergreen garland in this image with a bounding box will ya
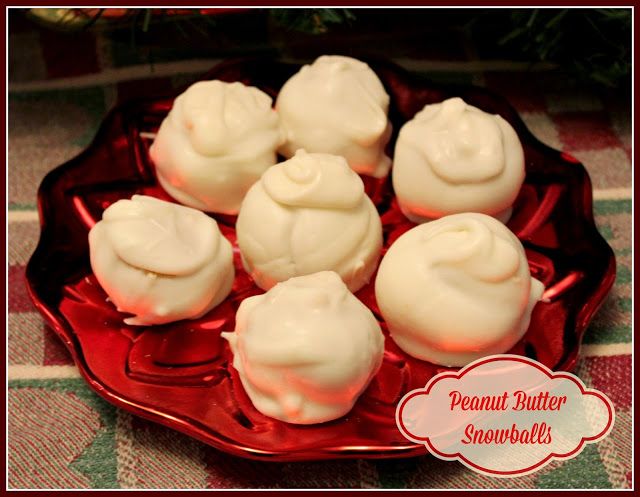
[23,8,631,89]
[494,9,631,88]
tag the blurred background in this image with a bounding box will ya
[9,8,631,91]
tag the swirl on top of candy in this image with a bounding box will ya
[89,195,234,325]
[393,97,525,223]
[375,213,544,367]
[276,55,392,178]
[237,150,383,293]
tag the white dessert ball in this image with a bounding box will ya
[222,271,384,424]
[150,80,284,214]
[375,213,544,367]
[276,55,392,178]
[237,150,383,293]
[88,195,234,325]
[393,97,525,223]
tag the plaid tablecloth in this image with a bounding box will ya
[8,12,632,489]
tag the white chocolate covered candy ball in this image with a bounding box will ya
[236,150,383,293]
[393,97,525,223]
[222,271,384,424]
[150,80,284,214]
[375,213,544,367]
[276,55,392,178]
[88,195,234,325]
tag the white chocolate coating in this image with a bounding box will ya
[150,80,284,214]
[393,97,525,223]
[375,213,544,367]
[236,150,383,293]
[222,271,384,424]
[88,195,234,325]
[276,55,392,178]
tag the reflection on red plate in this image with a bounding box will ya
[26,58,616,462]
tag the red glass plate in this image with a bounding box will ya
[26,58,616,462]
